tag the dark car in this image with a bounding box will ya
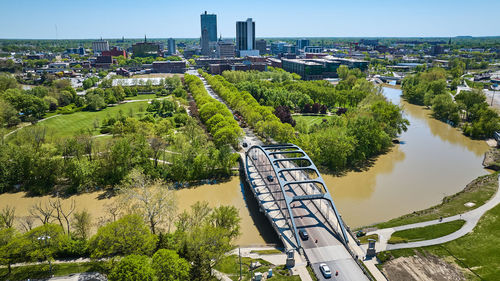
[242,142,248,148]
[299,229,309,240]
[266,175,274,182]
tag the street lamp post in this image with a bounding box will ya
[37,235,52,276]
[491,84,498,106]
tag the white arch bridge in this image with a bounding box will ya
[244,144,371,281]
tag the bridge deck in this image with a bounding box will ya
[244,145,369,281]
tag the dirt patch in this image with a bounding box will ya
[483,148,500,170]
[382,253,465,281]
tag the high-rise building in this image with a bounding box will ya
[167,38,176,55]
[236,18,259,57]
[92,40,109,53]
[296,39,310,50]
[217,39,235,58]
[201,29,210,56]
[200,11,217,43]
[256,39,267,55]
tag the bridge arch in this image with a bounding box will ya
[245,144,350,250]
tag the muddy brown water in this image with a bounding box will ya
[0,87,490,245]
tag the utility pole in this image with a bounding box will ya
[491,86,497,106]
[239,247,242,280]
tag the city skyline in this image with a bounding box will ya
[1,0,499,39]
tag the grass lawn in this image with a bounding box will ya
[15,101,149,139]
[378,202,500,280]
[250,249,283,255]
[0,262,106,280]
[359,234,379,244]
[374,173,498,229]
[292,115,334,126]
[215,255,300,281]
[125,94,158,100]
[388,220,466,244]
[307,265,319,281]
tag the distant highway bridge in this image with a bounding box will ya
[243,144,371,281]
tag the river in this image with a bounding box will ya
[0,87,490,246]
[323,87,489,227]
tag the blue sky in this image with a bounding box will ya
[1,0,499,39]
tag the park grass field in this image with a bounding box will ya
[0,262,105,280]
[292,115,334,126]
[16,101,149,139]
[387,220,465,244]
[125,93,158,100]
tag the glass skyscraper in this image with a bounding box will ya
[200,11,217,42]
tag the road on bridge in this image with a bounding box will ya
[251,150,368,281]
[192,70,371,280]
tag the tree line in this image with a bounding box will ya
[201,70,296,143]
[0,171,241,280]
[0,73,187,128]
[211,69,409,172]
[184,74,243,148]
[0,79,238,195]
[222,66,373,114]
[402,67,499,138]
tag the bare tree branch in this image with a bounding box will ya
[0,205,15,228]
[29,201,54,225]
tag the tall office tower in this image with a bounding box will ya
[200,11,217,42]
[201,29,210,56]
[167,38,176,55]
[236,18,259,56]
[296,39,310,50]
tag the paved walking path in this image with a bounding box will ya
[4,114,61,138]
[365,174,500,252]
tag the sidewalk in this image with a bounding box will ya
[365,174,500,252]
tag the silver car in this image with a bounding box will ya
[319,263,332,278]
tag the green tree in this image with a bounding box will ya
[89,214,157,258]
[337,65,349,80]
[431,94,460,125]
[18,224,69,272]
[72,210,92,240]
[0,99,20,127]
[85,91,106,111]
[108,255,154,281]
[0,227,18,274]
[455,89,486,121]
[210,206,241,240]
[0,73,18,92]
[151,249,191,281]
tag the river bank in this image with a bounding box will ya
[0,87,492,247]
[0,177,273,246]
